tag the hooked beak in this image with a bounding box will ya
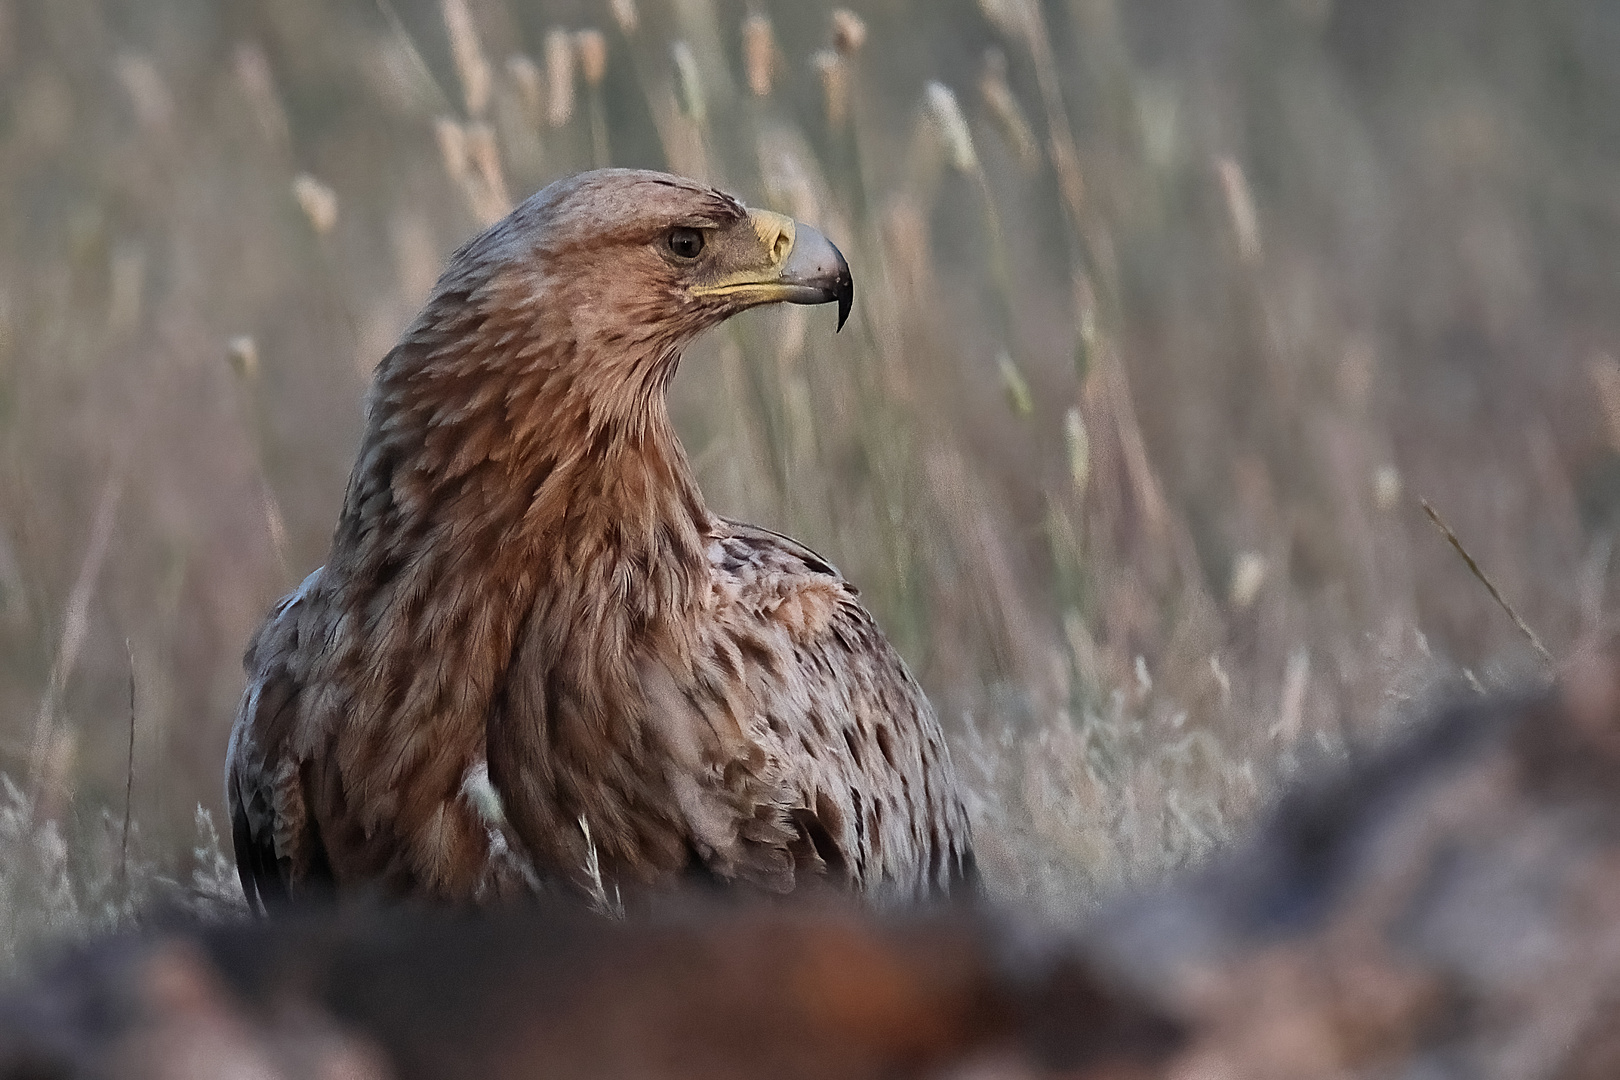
[690,210,855,332]
[773,218,854,332]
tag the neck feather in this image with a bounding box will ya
[323,300,712,722]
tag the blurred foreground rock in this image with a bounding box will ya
[1099,640,1620,1079]
[9,644,1620,1079]
[0,902,1177,1080]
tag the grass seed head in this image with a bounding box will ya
[545,30,576,128]
[226,336,259,381]
[926,81,978,172]
[577,30,607,88]
[1064,407,1090,491]
[115,54,174,132]
[464,122,512,223]
[1215,154,1261,263]
[434,117,468,181]
[1228,553,1268,611]
[232,43,289,146]
[673,41,706,124]
[1374,466,1404,513]
[506,54,543,124]
[442,0,491,118]
[978,0,1033,43]
[980,49,1038,169]
[814,49,848,129]
[831,9,867,55]
[610,0,638,35]
[998,351,1034,416]
[744,14,777,97]
[291,174,338,235]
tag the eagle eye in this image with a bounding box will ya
[667,227,706,260]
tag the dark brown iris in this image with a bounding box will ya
[667,227,705,260]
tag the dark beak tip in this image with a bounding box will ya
[778,225,853,331]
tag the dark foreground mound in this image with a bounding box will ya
[10,643,1620,1079]
[0,902,1177,1080]
[1095,641,1620,1078]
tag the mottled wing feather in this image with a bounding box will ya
[702,519,975,901]
[233,526,974,908]
[230,567,527,906]
[225,572,327,912]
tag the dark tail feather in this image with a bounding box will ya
[229,775,292,916]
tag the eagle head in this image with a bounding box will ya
[364,169,853,527]
[425,168,849,365]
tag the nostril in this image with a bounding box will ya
[772,230,792,265]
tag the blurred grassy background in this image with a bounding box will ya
[2,0,1619,948]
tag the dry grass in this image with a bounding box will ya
[0,0,1616,958]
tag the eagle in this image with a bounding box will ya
[226,169,975,911]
